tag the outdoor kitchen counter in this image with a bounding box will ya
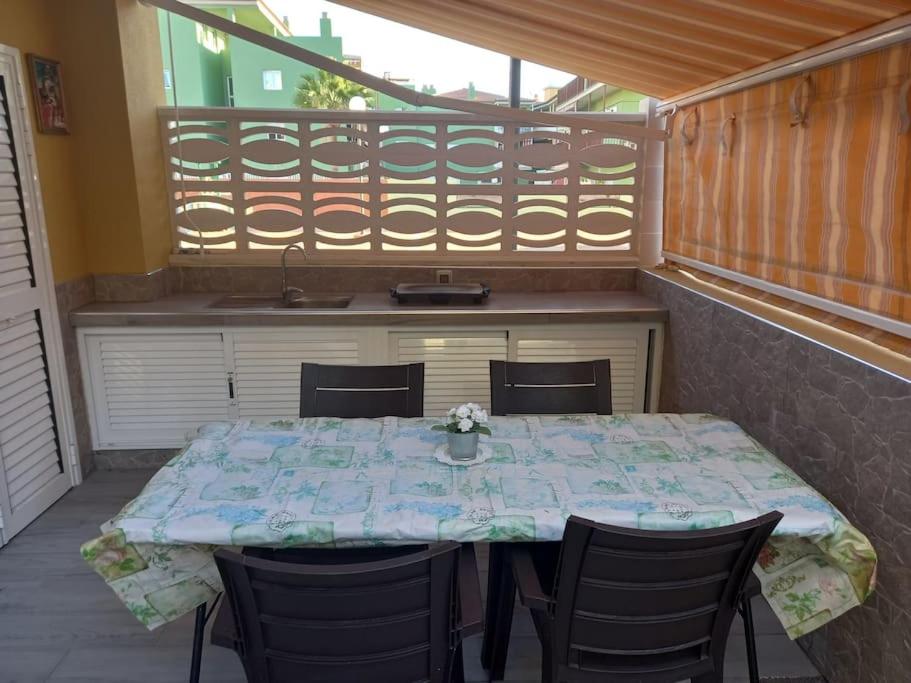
[69,291,667,327]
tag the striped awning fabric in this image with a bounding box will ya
[331,0,911,98]
[663,41,910,329]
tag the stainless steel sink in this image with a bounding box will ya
[208,295,283,309]
[283,295,352,309]
[208,294,352,309]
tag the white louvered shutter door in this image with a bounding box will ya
[82,332,230,448]
[390,332,508,417]
[0,64,73,542]
[512,326,650,413]
[232,330,363,419]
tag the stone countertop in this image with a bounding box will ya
[70,291,667,327]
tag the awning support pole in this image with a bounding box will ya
[509,58,521,108]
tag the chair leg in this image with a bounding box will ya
[449,642,466,683]
[188,595,223,683]
[188,603,206,683]
[480,544,500,670]
[540,640,554,683]
[480,543,516,681]
[741,595,760,683]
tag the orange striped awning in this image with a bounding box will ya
[331,0,911,98]
[663,41,910,328]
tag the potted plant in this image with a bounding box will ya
[433,402,491,461]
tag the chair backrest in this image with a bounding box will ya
[214,542,462,683]
[299,362,424,418]
[549,512,782,682]
[489,360,612,416]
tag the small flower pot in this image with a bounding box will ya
[447,432,479,461]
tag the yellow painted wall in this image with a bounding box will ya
[117,0,172,272]
[0,0,89,282]
[0,0,170,281]
[56,0,169,275]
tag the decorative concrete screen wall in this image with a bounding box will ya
[159,108,648,263]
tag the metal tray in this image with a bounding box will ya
[390,283,491,305]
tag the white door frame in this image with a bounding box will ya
[0,43,80,498]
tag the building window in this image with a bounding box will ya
[163,69,173,90]
[262,70,283,91]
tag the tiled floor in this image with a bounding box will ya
[0,470,824,682]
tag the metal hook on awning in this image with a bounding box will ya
[680,107,700,146]
[720,114,736,156]
[790,74,813,127]
[663,105,679,139]
[899,76,911,135]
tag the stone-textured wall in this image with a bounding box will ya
[90,266,637,301]
[167,265,638,295]
[637,269,911,683]
[93,268,170,302]
[55,275,96,476]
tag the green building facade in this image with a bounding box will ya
[598,88,647,114]
[158,4,344,108]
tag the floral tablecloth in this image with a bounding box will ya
[81,414,876,637]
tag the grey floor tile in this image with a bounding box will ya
[0,647,69,683]
[46,644,244,682]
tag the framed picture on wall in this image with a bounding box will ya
[26,54,69,134]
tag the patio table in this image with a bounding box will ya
[82,413,875,648]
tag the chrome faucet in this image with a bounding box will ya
[280,244,308,303]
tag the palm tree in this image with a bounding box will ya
[293,70,373,110]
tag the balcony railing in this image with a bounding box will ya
[159,107,650,264]
[555,76,592,106]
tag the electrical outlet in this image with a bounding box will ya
[436,270,453,284]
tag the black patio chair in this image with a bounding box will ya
[211,542,482,683]
[489,359,612,416]
[299,362,424,418]
[482,359,613,678]
[511,512,782,682]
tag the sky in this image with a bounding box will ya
[265,0,575,100]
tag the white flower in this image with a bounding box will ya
[472,408,488,423]
[466,402,481,412]
[455,405,471,419]
[448,408,457,417]
[457,417,473,432]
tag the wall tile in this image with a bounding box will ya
[168,265,638,294]
[637,270,911,683]
[94,268,171,302]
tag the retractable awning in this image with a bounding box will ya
[333,0,911,98]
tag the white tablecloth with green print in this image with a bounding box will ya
[81,414,876,637]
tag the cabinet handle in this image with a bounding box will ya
[227,372,235,401]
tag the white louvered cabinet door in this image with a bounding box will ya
[231,329,365,419]
[390,332,508,418]
[82,332,230,448]
[510,325,651,413]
